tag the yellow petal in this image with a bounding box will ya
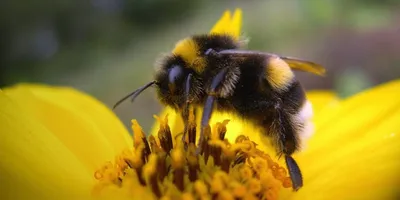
[0,91,94,199]
[306,80,400,151]
[210,10,231,35]
[210,9,242,40]
[306,91,339,116]
[288,80,400,199]
[2,84,132,172]
[230,8,243,39]
[289,117,400,199]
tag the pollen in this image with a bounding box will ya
[93,113,293,200]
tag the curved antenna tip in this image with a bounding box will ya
[112,81,156,110]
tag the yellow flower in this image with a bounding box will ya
[1,9,399,200]
[0,84,133,199]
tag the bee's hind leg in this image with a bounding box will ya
[285,154,303,191]
[269,101,303,191]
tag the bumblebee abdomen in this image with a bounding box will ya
[214,55,309,154]
[264,56,295,91]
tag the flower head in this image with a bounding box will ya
[94,113,291,200]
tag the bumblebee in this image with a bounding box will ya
[113,22,325,191]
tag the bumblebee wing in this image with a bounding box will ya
[280,56,326,76]
[218,50,326,76]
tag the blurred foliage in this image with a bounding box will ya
[0,0,199,85]
[1,0,399,131]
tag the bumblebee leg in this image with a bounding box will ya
[270,102,303,190]
[285,154,303,191]
[180,74,193,147]
[204,48,219,57]
[196,68,228,155]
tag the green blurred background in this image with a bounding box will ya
[1,0,399,131]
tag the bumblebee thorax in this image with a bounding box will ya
[172,37,206,73]
[172,34,241,73]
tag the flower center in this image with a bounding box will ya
[93,114,292,200]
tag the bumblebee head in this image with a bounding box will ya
[153,54,196,107]
[152,34,241,108]
[112,53,195,110]
[112,34,242,110]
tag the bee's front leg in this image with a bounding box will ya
[179,74,193,149]
[196,68,230,155]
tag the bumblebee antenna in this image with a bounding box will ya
[112,81,156,110]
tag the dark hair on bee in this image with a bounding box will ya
[192,34,240,53]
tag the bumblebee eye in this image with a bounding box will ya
[168,65,183,83]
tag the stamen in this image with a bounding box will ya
[93,115,293,200]
[132,120,145,148]
[132,120,151,163]
[247,178,262,194]
[187,144,198,182]
[157,152,167,181]
[187,108,197,145]
[171,145,185,191]
[210,173,225,194]
[201,125,212,162]
[154,115,173,153]
[218,190,234,200]
[182,192,195,200]
[148,135,162,154]
[132,147,146,185]
[193,180,209,198]
[216,120,229,140]
[230,182,247,198]
[143,154,161,198]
